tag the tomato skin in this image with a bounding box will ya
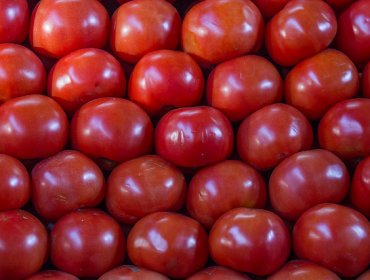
[155,106,234,168]
[0,94,69,159]
[285,49,359,120]
[0,154,30,211]
[265,0,337,66]
[293,203,370,277]
[50,209,126,278]
[363,61,370,98]
[30,0,109,58]
[26,270,79,280]
[237,103,313,170]
[129,50,204,116]
[98,265,170,280]
[110,0,180,64]
[350,156,370,218]
[187,266,251,280]
[318,98,370,160]
[0,210,48,280]
[127,212,208,279]
[0,0,29,43]
[206,55,283,122]
[182,0,264,66]
[0,44,46,104]
[187,160,266,229]
[48,48,126,115]
[252,0,289,19]
[209,208,291,276]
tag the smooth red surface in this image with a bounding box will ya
[325,0,355,11]
[188,266,251,280]
[0,0,29,43]
[252,0,289,19]
[363,61,370,98]
[26,270,79,280]
[350,156,370,217]
[99,265,170,280]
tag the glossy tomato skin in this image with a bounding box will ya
[51,209,126,278]
[187,266,251,280]
[363,61,370,98]
[252,0,289,19]
[155,106,233,168]
[0,44,46,104]
[0,154,30,211]
[98,265,170,280]
[129,50,204,116]
[269,149,350,221]
[127,212,208,279]
[110,0,181,63]
[285,49,359,120]
[48,48,126,115]
[0,0,29,43]
[293,203,370,277]
[26,270,79,280]
[209,208,291,276]
[71,97,153,165]
[318,98,370,160]
[237,103,313,170]
[182,0,264,66]
[350,156,370,217]
[0,94,69,159]
[187,160,266,229]
[206,55,283,122]
[106,155,186,224]
[30,0,109,58]
[265,0,337,66]
[0,210,48,280]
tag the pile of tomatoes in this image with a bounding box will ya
[0,0,369,279]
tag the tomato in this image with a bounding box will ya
[363,61,370,98]
[0,44,46,104]
[155,106,233,168]
[99,265,170,280]
[0,210,48,280]
[110,0,181,63]
[357,269,370,280]
[26,270,78,280]
[325,0,355,11]
[127,212,208,278]
[182,0,264,66]
[30,0,109,58]
[0,94,69,159]
[209,208,291,276]
[206,55,283,122]
[252,0,289,19]
[187,160,266,229]
[0,0,29,43]
[50,209,126,278]
[128,50,204,116]
[350,156,370,218]
[293,203,370,277]
[187,266,251,280]
[106,155,186,224]
[269,149,350,221]
[71,97,153,167]
[318,98,370,160]
[285,49,359,120]
[265,0,337,66]
[237,103,313,170]
[48,48,126,115]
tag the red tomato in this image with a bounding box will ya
[128,50,204,116]
[237,103,313,170]
[110,0,181,63]
[363,61,370,98]
[0,154,30,211]
[0,0,29,43]
[0,44,46,104]
[0,94,69,159]
[127,212,208,278]
[318,98,370,160]
[325,0,355,11]
[50,209,126,278]
[26,270,79,280]
[209,208,291,276]
[187,160,266,229]
[0,210,48,280]
[30,0,109,58]
[293,203,370,277]
[350,156,370,218]
[269,149,350,221]
[182,0,264,66]
[206,55,283,122]
[187,266,251,280]
[48,48,126,115]
[285,49,359,120]
[155,106,233,168]
[252,0,289,19]
[99,265,170,280]
[265,0,337,66]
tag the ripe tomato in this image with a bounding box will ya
[127,212,208,278]
[206,55,283,122]
[99,265,170,280]
[50,209,126,278]
[26,270,79,280]
[265,0,337,66]
[252,0,289,19]
[293,203,370,277]
[129,50,204,116]
[209,208,291,276]
[187,266,251,280]
[0,94,69,159]
[0,210,48,280]
[363,61,370,98]
[350,156,370,218]
[0,0,29,43]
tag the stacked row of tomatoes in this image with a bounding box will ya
[0,0,369,279]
